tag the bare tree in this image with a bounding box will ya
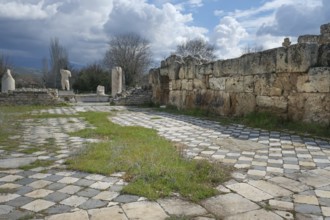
[241,44,264,55]
[104,33,152,87]
[49,38,69,88]
[175,38,216,61]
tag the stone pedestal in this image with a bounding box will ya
[112,67,123,97]
[1,69,15,93]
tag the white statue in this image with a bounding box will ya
[1,69,15,93]
[60,69,71,90]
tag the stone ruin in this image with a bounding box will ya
[110,66,152,105]
[112,66,123,97]
[149,23,330,125]
[0,69,60,105]
[1,69,15,93]
[97,85,105,96]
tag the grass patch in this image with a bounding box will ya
[0,188,16,194]
[0,106,49,150]
[156,106,330,139]
[166,216,190,220]
[67,112,231,202]
[20,147,40,154]
[18,213,35,220]
[150,117,162,120]
[19,160,54,170]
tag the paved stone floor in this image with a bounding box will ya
[0,104,330,219]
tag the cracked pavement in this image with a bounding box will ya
[0,103,330,219]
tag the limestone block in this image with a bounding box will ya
[169,81,173,91]
[288,93,330,125]
[172,80,182,90]
[168,61,181,80]
[193,79,206,90]
[243,76,254,93]
[209,77,226,90]
[213,58,239,77]
[184,91,196,109]
[270,88,282,96]
[287,43,318,72]
[256,96,288,112]
[187,80,193,91]
[254,73,276,96]
[321,23,330,35]
[211,91,230,115]
[238,52,261,75]
[238,49,276,75]
[181,79,188,90]
[1,69,15,93]
[178,67,185,79]
[231,93,256,116]
[226,76,244,93]
[160,68,169,76]
[169,90,182,108]
[260,49,277,74]
[298,35,320,44]
[273,73,298,96]
[204,62,214,75]
[195,66,204,80]
[320,34,330,44]
[276,47,288,73]
[297,67,330,93]
[182,56,202,79]
[317,44,330,66]
[185,65,196,79]
[179,64,196,79]
[196,64,206,78]
[149,68,160,85]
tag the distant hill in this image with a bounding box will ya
[12,66,42,76]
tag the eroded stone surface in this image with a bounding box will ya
[158,198,208,216]
[201,193,259,218]
[122,201,169,220]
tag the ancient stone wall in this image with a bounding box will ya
[149,24,330,125]
[0,89,60,105]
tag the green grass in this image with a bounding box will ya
[166,216,191,220]
[20,147,40,154]
[19,160,54,170]
[156,106,330,139]
[0,188,16,194]
[0,106,49,149]
[17,214,35,220]
[66,112,231,202]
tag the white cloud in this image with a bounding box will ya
[104,0,208,60]
[0,0,60,20]
[211,0,327,59]
[0,0,328,68]
[212,16,248,58]
[257,0,328,36]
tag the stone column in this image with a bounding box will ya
[111,67,123,97]
[1,69,15,93]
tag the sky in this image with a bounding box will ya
[0,0,329,69]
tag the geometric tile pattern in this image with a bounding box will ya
[0,105,329,219]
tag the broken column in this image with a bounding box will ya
[111,66,123,97]
[1,69,15,93]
